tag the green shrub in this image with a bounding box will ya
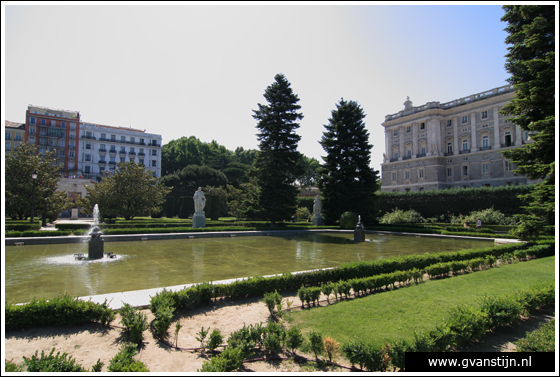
[285,326,304,353]
[207,329,224,352]
[261,291,282,316]
[5,294,115,331]
[451,207,516,225]
[379,209,425,224]
[341,341,387,371]
[118,303,148,344]
[5,358,24,372]
[514,319,555,352]
[198,346,245,372]
[439,304,489,349]
[108,343,150,372]
[153,305,174,339]
[23,348,86,372]
[388,339,412,371]
[307,330,324,359]
[340,211,359,229]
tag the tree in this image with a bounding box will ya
[500,5,555,239]
[79,162,171,220]
[253,73,305,226]
[318,99,380,225]
[5,143,69,220]
[296,155,320,189]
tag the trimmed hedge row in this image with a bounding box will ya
[5,294,116,331]
[5,230,74,238]
[5,223,41,231]
[343,280,555,371]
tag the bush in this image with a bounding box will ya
[261,290,282,316]
[198,346,245,372]
[340,211,359,229]
[5,294,115,331]
[119,303,149,344]
[514,319,555,352]
[451,207,516,226]
[5,358,24,372]
[379,209,425,224]
[108,343,150,372]
[307,330,324,359]
[341,341,387,371]
[23,348,86,372]
[207,329,224,352]
[285,326,304,353]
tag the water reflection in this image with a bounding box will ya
[5,232,493,304]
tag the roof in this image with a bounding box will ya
[81,122,146,133]
[5,120,25,129]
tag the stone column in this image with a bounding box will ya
[399,126,404,160]
[515,123,522,146]
[493,107,501,149]
[470,113,477,152]
[453,117,459,154]
[412,123,418,157]
[385,129,390,161]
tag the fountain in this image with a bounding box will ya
[74,204,112,260]
[354,215,366,242]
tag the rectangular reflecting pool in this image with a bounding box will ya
[5,232,494,304]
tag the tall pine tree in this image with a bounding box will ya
[499,5,555,239]
[319,99,380,225]
[253,73,304,226]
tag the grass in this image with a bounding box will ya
[284,256,555,348]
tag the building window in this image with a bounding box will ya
[139,159,145,166]
[461,116,468,124]
[15,133,22,141]
[406,149,412,158]
[61,121,66,128]
[406,126,411,133]
[84,166,91,174]
[130,147,135,152]
[85,143,91,150]
[5,132,11,140]
[151,160,157,167]
[110,145,116,151]
[121,136,126,143]
[447,143,453,154]
[51,120,57,127]
[40,119,46,126]
[482,162,489,174]
[420,146,426,155]
[447,167,453,177]
[130,137,135,143]
[504,131,513,147]
[462,139,469,151]
[29,126,36,135]
[69,150,75,158]
[482,135,489,148]
[393,129,398,137]
[100,133,106,140]
[30,117,36,125]
[462,166,468,176]
[391,172,397,181]
[110,156,116,163]
[120,157,126,163]
[99,155,105,162]
[393,151,399,160]
[446,120,452,127]
[120,146,126,152]
[418,169,424,179]
[418,187,424,191]
[111,135,116,141]
[151,149,157,156]
[505,160,514,171]
[481,111,488,119]
[85,154,91,162]
[100,144,106,151]
[405,171,410,180]
[420,122,426,130]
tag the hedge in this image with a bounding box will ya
[5,294,116,331]
[377,185,533,218]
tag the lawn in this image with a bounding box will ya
[285,256,556,348]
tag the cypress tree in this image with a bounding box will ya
[253,73,304,226]
[499,5,555,239]
[319,99,380,224]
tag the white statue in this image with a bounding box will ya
[193,187,206,214]
[313,195,322,216]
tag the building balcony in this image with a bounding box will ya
[81,135,96,140]
[479,145,492,151]
[138,152,145,156]
[416,153,426,158]
[444,152,454,156]
[402,155,412,160]
[128,151,136,155]
[98,160,107,165]
[99,148,107,153]
[501,142,515,148]
[459,149,470,154]
[108,161,117,165]
[109,150,117,155]
[390,158,399,162]
[118,151,127,156]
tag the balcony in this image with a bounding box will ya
[99,148,107,153]
[501,142,515,148]
[479,145,492,151]
[459,149,470,154]
[138,152,145,156]
[98,160,107,165]
[118,150,127,156]
[129,151,136,155]
[109,149,117,155]
[444,152,454,156]
[81,135,96,140]
[389,158,399,162]
[402,155,412,160]
[108,161,117,165]
[416,153,426,158]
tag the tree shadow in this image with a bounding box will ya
[5,322,113,342]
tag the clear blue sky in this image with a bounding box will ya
[3,3,513,173]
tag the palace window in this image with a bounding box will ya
[461,116,468,124]
[418,169,424,179]
[391,172,397,181]
[420,122,426,130]
[481,111,488,119]
[462,139,469,151]
[406,126,411,133]
[462,166,468,176]
[447,143,453,154]
[482,162,489,174]
[393,129,398,136]
[446,120,452,127]
[482,135,489,148]
[405,171,410,180]
[447,167,453,177]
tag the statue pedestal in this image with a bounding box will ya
[192,213,206,229]
[312,215,323,226]
[71,208,79,220]
[354,222,365,242]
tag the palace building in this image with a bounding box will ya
[380,85,533,192]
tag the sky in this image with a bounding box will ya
[3,2,515,173]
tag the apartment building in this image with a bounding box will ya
[79,122,162,179]
[24,105,81,175]
[4,121,26,156]
[381,85,532,192]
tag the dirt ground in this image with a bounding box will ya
[4,291,555,373]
